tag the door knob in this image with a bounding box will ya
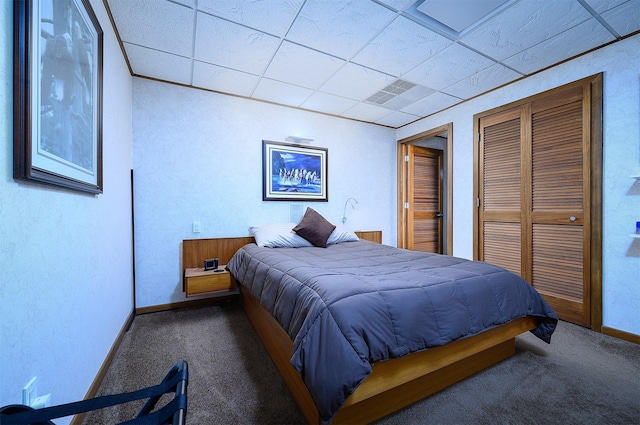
[569,216,576,222]
[436,212,444,218]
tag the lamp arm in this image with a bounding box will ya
[341,198,359,224]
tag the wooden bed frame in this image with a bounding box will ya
[182,235,538,424]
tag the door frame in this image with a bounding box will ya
[472,74,603,331]
[397,123,453,255]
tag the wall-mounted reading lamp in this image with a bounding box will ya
[285,136,314,144]
[342,198,358,224]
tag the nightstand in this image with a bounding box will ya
[184,266,236,298]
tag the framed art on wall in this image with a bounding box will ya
[14,0,104,194]
[263,140,328,201]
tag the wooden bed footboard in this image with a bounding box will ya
[241,285,537,425]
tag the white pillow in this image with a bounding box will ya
[249,223,313,248]
[326,224,360,245]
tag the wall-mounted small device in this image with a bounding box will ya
[204,258,219,271]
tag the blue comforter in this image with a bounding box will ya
[227,240,557,423]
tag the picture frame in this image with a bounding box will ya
[263,140,328,202]
[14,0,104,194]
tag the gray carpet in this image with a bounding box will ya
[82,303,640,425]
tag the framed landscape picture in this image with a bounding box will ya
[14,0,104,194]
[263,140,328,201]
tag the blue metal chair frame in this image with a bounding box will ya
[0,360,188,425]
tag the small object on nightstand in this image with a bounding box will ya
[204,258,218,271]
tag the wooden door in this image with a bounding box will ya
[397,123,453,255]
[529,87,591,326]
[478,107,524,276]
[476,75,602,328]
[407,145,443,253]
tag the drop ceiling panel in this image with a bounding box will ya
[253,78,314,106]
[106,0,639,128]
[402,43,496,90]
[108,0,194,57]
[197,0,304,36]
[401,91,462,116]
[264,42,346,89]
[300,92,359,116]
[375,110,422,127]
[378,83,435,110]
[376,0,415,12]
[170,0,194,6]
[194,12,280,75]
[443,63,522,99]
[320,63,396,100]
[417,0,509,32]
[583,0,629,14]
[461,0,594,61]
[286,0,396,59]
[503,18,616,75]
[192,62,260,97]
[342,102,394,122]
[124,43,192,85]
[352,16,453,76]
[602,1,640,35]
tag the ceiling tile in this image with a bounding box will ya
[375,0,416,12]
[375,111,421,127]
[286,0,396,59]
[402,43,496,90]
[601,1,640,36]
[108,0,194,56]
[443,63,521,99]
[416,0,512,33]
[194,12,280,75]
[504,18,615,75]
[124,43,192,85]
[352,15,453,76]
[197,0,304,36]
[583,0,629,14]
[378,83,435,110]
[252,78,314,106]
[461,0,594,61]
[300,92,359,116]
[171,0,195,7]
[105,0,637,128]
[264,42,345,89]
[192,61,260,97]
[401,92,462,116]
[342,102,394,122]
[320,63,396,100]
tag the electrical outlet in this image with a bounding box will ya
[32,393,51,409]
[22,377,37,406]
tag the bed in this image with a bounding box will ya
[183,221,557,424]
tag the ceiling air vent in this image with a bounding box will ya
[366,79,417,105]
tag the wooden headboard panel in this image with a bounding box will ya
[182,236,254,270]
[182,230,381,272]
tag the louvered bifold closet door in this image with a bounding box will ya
[478,107,524,276]
[408,145,443,253]
[478,76,600,328]
[530,86,590,326]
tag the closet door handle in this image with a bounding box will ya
[569,216,576,222]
